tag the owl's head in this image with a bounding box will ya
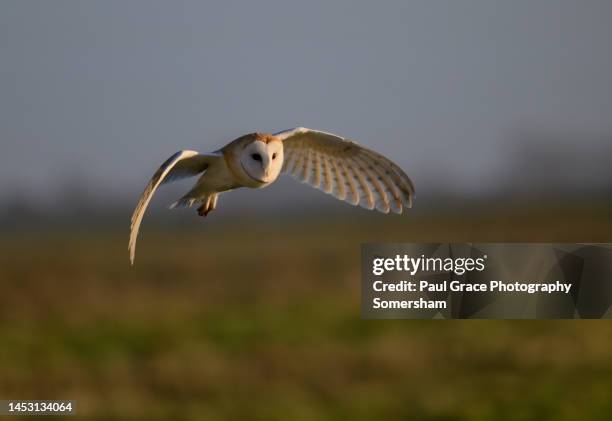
[231,133,283,186]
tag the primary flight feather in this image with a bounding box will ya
[129,127,415,264]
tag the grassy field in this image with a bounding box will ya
[1,204,612,420]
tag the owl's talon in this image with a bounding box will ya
[197,205,211,217]
[197,194,218,217]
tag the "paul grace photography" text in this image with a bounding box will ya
[372,280,572,294]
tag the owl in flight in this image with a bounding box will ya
[129,127,414,264]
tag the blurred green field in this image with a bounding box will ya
[1,204,612,420]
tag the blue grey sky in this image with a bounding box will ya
[2,0,611,208]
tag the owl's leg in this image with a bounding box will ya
[210,194,219,211]
[197,193,218,217]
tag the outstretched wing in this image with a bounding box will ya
[276,127,414,214]
[129,150,211,265]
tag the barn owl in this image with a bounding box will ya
[129,127,415,264]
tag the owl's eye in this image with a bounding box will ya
[272,153,277,160]
[251,153,262,161]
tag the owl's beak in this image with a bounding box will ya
[262,155,271,178]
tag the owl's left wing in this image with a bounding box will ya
[275,127,414,214]
[129,150,214,265]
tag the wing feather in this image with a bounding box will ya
[337,158,360,205]
[290,142,307,179]
[330,157,347,200]
[277,128,414,213]
[312,150,322,189]
[348,158,375,209]
[321,154,333,194]
[128,150,211,265]
[353,155,390,213]
[358,153,404,213]
[363,149,414,207]
[302,147,313,183]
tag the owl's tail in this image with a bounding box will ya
[169,196,198,209]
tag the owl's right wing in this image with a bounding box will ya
[276,127,414,214]
[129,150,214,265]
